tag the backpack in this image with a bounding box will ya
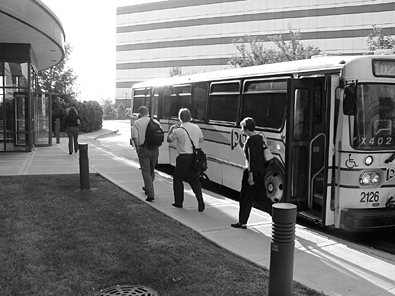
[194,147,208,173]
[144,119,164,148]
[181,127,209,178]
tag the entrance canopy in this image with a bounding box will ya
[0,0,65,70]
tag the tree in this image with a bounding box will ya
[76,100,103,132]
[101,98,115,120]
[228,25,321,68]
[366,25,395,52]
[170,67,182,77]
[38,42,80,119]
[115,103,127,120]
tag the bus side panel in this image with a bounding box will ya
[157,120,171,164]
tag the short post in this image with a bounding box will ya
[79,143,90,190]
[55,118,60,144]
[268,203,297,296]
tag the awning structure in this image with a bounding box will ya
[0,0,65,70]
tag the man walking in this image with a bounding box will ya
[167,108,205,212]
[132,106,161,202]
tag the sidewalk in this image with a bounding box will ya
[1,129,395,296]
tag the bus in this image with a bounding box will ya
[130,54,395,232]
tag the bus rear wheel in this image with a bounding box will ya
[264,169,284,203]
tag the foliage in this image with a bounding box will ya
[101,98,116,120]
[114,103,128,120]
[170,66,183,77]
[366,25,395,52]
[74,100,103,132]
[38,42,103,132]
[38,42,79,120]
[228,25,321,67]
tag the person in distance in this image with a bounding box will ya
[65,107,82,155]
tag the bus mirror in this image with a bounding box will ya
[343,84,356,115]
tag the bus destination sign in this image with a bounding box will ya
[372,59,395,77]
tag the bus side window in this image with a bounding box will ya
[209,93,239,122]
[209,82,240,123]
[241,93,286,130]
[192,83,208,121]
[170,93,181,118]
[152,89,159,118]
[162,87,171,119]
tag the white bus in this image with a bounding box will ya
[130,54,395,232]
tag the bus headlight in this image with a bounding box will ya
[360,173,371,185]
[359,172,380,185]
[364,156,373,166]
[370,172,380,184]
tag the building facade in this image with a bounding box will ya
[0,0,65,152]
[115,0,395,99]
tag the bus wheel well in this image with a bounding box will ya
[257,159,285,203]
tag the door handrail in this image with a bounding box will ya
[308,133,326,208]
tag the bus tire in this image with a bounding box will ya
[263,159,285,203]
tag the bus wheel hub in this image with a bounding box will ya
[265,172,284,203]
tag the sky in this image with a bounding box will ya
[41,0,160,103]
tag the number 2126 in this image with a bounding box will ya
[360,191,379,203]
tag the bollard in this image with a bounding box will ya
[79,143,90,190]
[55,118,60,144]
[268,203,297,296]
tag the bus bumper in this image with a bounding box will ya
[340,208,395,232]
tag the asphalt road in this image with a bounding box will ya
[96,120,138,162]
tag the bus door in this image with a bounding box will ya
[285,77,328,224]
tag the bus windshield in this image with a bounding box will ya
[352,83,395,150]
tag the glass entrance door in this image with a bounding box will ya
[34,93,52,146]
[0,91,28,152]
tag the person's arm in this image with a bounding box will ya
[167,124,179,143]
[198,128,204,143]
[131,123,140,151]
[246,139,258,186]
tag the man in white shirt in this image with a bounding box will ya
[132,106,161,201]
[167,108,205,212]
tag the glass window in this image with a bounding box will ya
[211,82,239,93]
[314,81,322,124]
[152,89,159,119]
[132,97,145,113]
[170,85,191,119]
[245,80,287,92]
[0,62,3,87]
[294,89,310,141]
[352,83,395,150]
[5,62,28,88]
[191,83,207,121]
[241,93,286,130]
[162,87,171,119]
[132,88,146,113]
[209,94,239,123]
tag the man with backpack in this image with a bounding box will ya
[132,106,164,202]
[167,108,205,212]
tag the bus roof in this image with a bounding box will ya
[131,55,394,89]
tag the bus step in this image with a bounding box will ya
[299,210,322,225]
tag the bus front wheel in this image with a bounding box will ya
[264,163,284,203]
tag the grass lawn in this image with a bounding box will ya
[0,174,324,296]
